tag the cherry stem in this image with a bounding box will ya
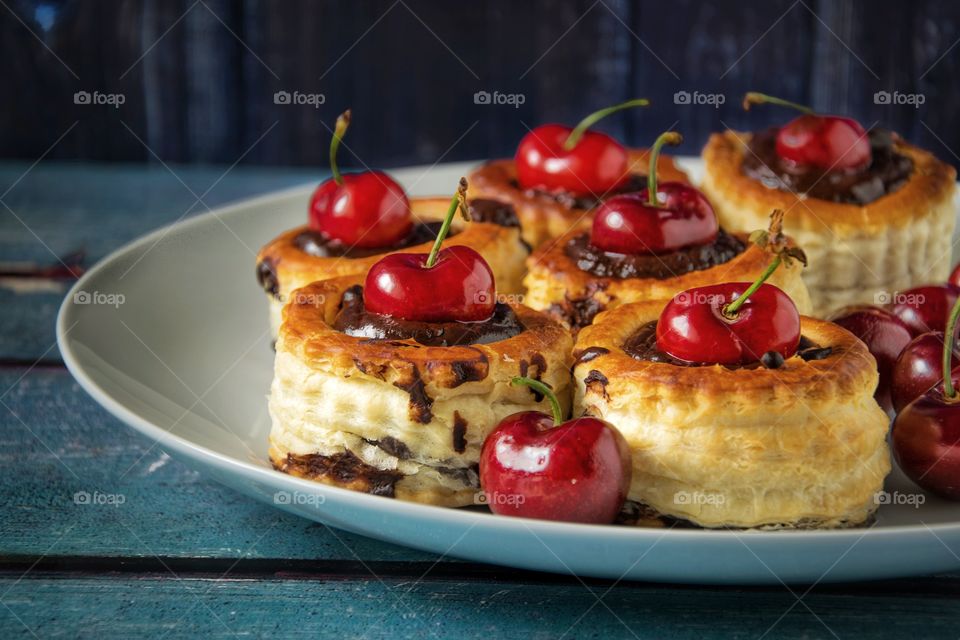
[646,131,682,207]
[425,177,468,268]
[722,255,782,318]
[742,92,814,115]
[943,297,960,399]
[329,110,351,186]
[511,376,563,424]
[562,98,650,151]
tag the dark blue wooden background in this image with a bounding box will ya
[2,0,960,168]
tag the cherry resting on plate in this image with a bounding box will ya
[590,131,718,254]
[889,285,960,337]
[828,306,913,413]
[515,98,649,198]
[742,92,871,171]
[656,210,806,366]
[364,178,496,323]
[893,296,960,500]
[309,110,412,248]
[479,377,632,524]
[891,331,960,413]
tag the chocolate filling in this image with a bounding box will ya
[514,173,648,210]
[293,221,449,259]
[565,229,746,280]
[622,320,832,367]
[573,346,610,366]
[468,198,521,227]
[256,257,280,299]
[742,128,913,204]
[276,451,403,497]
[452,411,468,453]
[333,285,525,347]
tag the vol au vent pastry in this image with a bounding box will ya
[256,196,528,335]
[572,297,891,529]
[467,99,688,248]
[701,93,957,316]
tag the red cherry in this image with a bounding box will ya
[307,110,412,248]
[309,172,412,248]
[743,92,871,170]
[889,285,960,337]
[515,99,649,198]
[828,306,913,413]
[892,295,960,500]
[479,378,632,524]
[950,263,960,288]
[891,332,960,413]
[657,282,800,365]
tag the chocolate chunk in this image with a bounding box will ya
[373,436,412,460]
[467,199,520,228]
[452,411,468,453]
[584,369,609,400]
[393,366,433,424]
[256,258,280,299]
[277,451,402,497]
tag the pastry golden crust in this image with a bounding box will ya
[524,230,811,330]
[256,197,529,334]
[269,275,574,506]
[573,300,890,529]
[467,149,689,248]
[702,131,957,316]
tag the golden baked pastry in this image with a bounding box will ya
[256,197,529,334]
[468,149,689,248]
[572,299,891,529]
[524,228,811,330]
[268,275,574,506]
[702,129,957,316]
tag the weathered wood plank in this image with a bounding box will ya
[4,573,960,639]
[0,368,439,562]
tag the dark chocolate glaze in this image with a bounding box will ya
[256,257,280,299]
[277,451,403,497]
[574,346,610,366]
[293,221,448,258]
[565,229,746,280]
[334,285,525,347]
[517,173,648,210]
[468,198,520,227]
[452,411,468,454]
[742,128,913,204]
[623,320,833,368]
[547,283,610,330]
[583,369,609,399]
[519,353,548,401]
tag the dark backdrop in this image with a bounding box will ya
[2,0,959,169]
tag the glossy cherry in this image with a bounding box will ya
[515,98,649,198]
[891,331,960,413]
[591,132,719,254]
[743,92,871,171]
[828,306,913,413]
[308,110,412,248]
[363,179,496,323]
[949,263,960,288]
[892,297,960,500]
[479,377,632,524]
[889,284,960,337]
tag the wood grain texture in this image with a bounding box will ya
[4,0,958,164]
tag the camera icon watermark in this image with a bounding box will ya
[473,90,525,109]
[73,490,126,506]
[674,90,725,108]
[273,490,326,506]
[874,90,925,108]
[874,490,925,508]
[273,90,326,108]
[475,490,525,506]
[674,490,725,506]
[74,90,126,109]
[73,290,125,308]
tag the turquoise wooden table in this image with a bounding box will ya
[3,162,960,639]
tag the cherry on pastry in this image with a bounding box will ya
[656,211,806,365]
[892,297,960,500]
[742,92,871,170]
[828,306,913,413]
[364,178,496,323]
[515,98,649,198]
[891,331,960,413]
[479,377,632,524]
[308,110,412,248]
[590,131,719,254]
[889,284,960,336]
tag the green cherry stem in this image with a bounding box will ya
[742,92,813,114]
[511,376,563,424]
[425,177,468,268]
[943,297,960,399]
[723,255,782,319]
[329,109,351,186]
[562,98,650,151]
[646,131,682,207]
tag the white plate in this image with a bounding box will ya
[58,159,960,585]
